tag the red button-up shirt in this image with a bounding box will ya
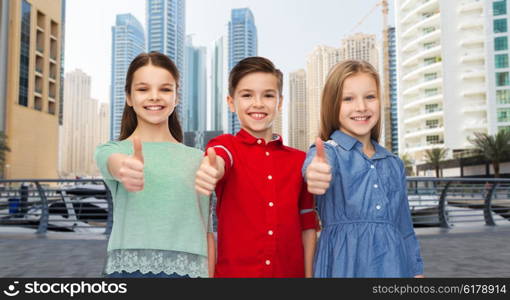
[206,129,319,278]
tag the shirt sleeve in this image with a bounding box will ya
[298,180,321,231]
[94,141,123,181]
[205,135,234,177]
[396,158,424,276]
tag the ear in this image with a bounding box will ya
[277,95,283,112]
[126,95,133,107]
[227,95,236,113]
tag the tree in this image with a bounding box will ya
[0,131,10,179]
[424,148,448,178]
[400,153,415,176]
[468,130,510,178]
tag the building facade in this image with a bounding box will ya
[110,13,144,140]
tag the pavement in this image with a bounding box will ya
[1,225,510,278]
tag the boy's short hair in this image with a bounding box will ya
[228,56,283,96]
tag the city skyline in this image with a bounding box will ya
[65,0,392,105]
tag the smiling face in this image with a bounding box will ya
[126,64,177,128]
[227,72,282,141]
[338,72,380,145]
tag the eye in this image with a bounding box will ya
[343,97,353,102]
[265,94,275,98]
[137,88,148,92]
[161,88,173,92]
[366,95,376,100]
[241,94,252,98]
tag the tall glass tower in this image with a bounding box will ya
[184,35,206,132]
[110,14,145,140]
[228,8,257,134]
[146,0,185,123]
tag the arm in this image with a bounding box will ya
[207,232,216,277]
[397,159,424,277]
[302,229,317,278]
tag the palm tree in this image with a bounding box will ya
[468,130,510,178]
[0,131,10,179]
[424,148,448,178]
[400,153,415,176]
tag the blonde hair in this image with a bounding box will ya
[319,60,381,142]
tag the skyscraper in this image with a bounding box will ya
[147,0,185,122]
[306,46,341,145]
[395,0,488,163]
[228,8,258,134]
[184,35,207,132]
[388,27,398,154]
[60,69,105,177]
[3,0,64,179]
[211,36,228,132]
[339,33,378,68]
[289,69,308,151]
[110,14,145,140]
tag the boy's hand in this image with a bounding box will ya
[306,138,332,195]
[119,137,145,192]
[195,148,225,196]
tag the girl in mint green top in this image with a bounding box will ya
[95,52,211,278]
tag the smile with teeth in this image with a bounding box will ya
[351,116,371,121]
[144,105,165,111]
[248,112,267,120]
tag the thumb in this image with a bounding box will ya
[207,147,217,169]
[315,137,326,163]
[133,137,144,163]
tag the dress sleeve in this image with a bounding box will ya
[396,158,424,276]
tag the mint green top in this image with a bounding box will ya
[94,140,210,277]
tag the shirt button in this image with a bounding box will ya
[371,165,375,169]
[268,175,272,180]
[374,184,378,188]
[265,260,271,265]
[376,205,381,210]
[257,139,262,144]
[268,202,274,207]
[265,151,270,156]
[268,230,273,236]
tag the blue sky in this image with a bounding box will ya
[65,0,394,104]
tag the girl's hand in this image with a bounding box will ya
[306,138,332,195]
[119,137,145,192]
[195,148,225,196]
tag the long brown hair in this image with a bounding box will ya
[118,51,183,142]
[319,60,381,142]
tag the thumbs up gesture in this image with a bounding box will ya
[305,138,332,195]
[119,137,145,192]
[195,148,225,196]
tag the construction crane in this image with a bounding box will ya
[348,0,392,152]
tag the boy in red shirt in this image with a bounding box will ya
[195,57,319,278]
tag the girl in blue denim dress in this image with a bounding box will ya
[303,60,424,278]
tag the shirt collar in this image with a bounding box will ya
[330,130,395,159]
[236,128,283,146]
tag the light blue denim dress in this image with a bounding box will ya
[303,130,424,278]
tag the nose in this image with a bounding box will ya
[149,88,159,101]
[252,95,264,108]
[354,97,367,112]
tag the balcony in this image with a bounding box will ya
[404,126,444,139]
[403,77,442,96]
[402,13,440,39]
[401,0,437,26]
[402,45,441,68]
[460,52,484,64]
[462,102,486,113]
[403,61,441,81]
[461,70,485,80]
[403,94,443,110]
[404,108,443,125]
[459,0,483,13]
[402,29,441,54]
